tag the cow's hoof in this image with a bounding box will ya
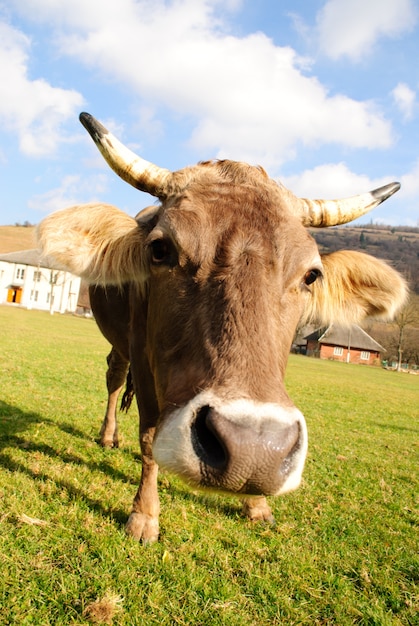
[99,438,119,448]
[125,512,159,543]
[242,496,275,525]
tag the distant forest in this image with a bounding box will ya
[310,224,419,294]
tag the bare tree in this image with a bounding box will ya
[393,299,419,370]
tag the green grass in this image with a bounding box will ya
[0,305,418,625]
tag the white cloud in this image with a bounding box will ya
[316,0,417,61]
[399,159,419,197]
[0,20,84,156]
[392,83,416,121]
[28,173,109,212]
[10,0,394,169]
[281,162,417,226]
[281,162,394,199]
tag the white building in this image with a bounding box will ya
[0,249,81,314]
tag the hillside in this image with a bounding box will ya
[0,225,36,253]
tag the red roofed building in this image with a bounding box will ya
[304,324,385,366]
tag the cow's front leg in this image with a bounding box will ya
[100,348,129,448]
[125,426,160,543]
[242,496,275,524]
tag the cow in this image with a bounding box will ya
[37,112,408,543]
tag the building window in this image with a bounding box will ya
[16,267,25,280]
[360,351,370,360]
[34,270,41,282]
[333,346,344,356]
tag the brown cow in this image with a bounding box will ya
[37,113,408,543]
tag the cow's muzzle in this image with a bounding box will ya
[152,392,308,496]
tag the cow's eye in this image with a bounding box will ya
[150,239,170,264]
[304,268,322,286]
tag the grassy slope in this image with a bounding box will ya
[0,226,36,253]
[0,306,418,625]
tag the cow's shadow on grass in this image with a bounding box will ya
[157,473,242,520]
[370,421,419,434]
[0,400,134,526]
[0,400,242,528]
[0,399,94,444]
[0,399,45,438]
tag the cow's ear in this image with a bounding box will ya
[37,203,148,285]
[306,250,408,325]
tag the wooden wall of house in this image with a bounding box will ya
[306,340,381,365]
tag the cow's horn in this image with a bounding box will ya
[79,112,172,198]
[299,182,401,227]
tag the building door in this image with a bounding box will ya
[7,287,22,303]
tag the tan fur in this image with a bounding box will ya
[37,203,147,285]
[303,250,409,326]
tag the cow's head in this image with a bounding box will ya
[37,113,408,497]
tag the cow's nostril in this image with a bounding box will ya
[192,406,227,469]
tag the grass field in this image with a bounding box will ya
[0,306,418,625]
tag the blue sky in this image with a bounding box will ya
[1,0,418,226]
